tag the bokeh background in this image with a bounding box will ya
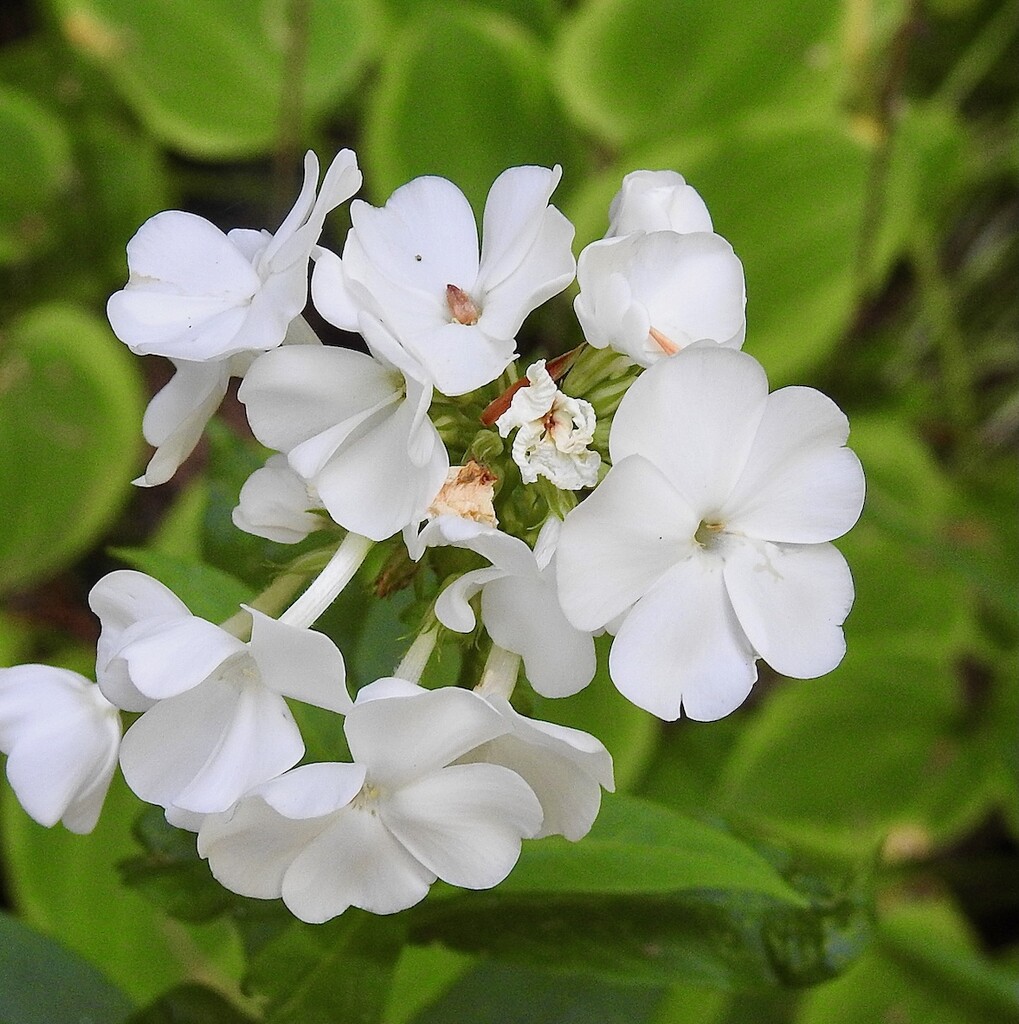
[0,1,1017,1022]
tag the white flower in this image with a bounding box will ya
[556,345,866,722]
[233,453,325,544]
[107,150,361,362]
[239,314,449,542]
[197,681,542,921]
[607,170,713,237]
[463,691,614,841]
[0,666,120,833]
[574,230,746,368]
[495,359,601,489]
[311,165,576,396]
[88,570,349,821]
[410,516,596,698]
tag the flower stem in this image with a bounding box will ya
[474,644,521,701]
[280,533,374,628]
[395,626,440,684]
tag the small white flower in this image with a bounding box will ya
[409,516,596,698]
[495,360,601,490]
[311,165,576,396]
[607,170,713,237]
[556,345,866,722]
[233,453,325,544]
[108,150,361,362]
[88,570,349,820]
[574,230,746,368]
[0,666,120,833]
[239,314,449,542]
[197,681,542,921]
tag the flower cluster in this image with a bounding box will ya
[0,155,864,922]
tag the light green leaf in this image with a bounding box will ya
[48,0,379,157]
[0,912,134,1024]
[553,0,843,148]
[0,84,71,266]
[364,8,586,213]
[0,304,143,595]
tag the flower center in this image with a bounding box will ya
[694,519,725,548]
[352,780,382,815]
[446,283,481,325]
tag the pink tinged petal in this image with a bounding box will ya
[254,762,367,819]
[312,390,449,541]
[282,807,435,920]
[345,688,509,788]
[481,575,596,698]
[556,455,699,632]
[246,609,350,713]
[382,763,542,889]
[609,552,757,722]
[120,678,304,813]
[199,798,328,899]
[721,387,866,543]
[0,667,120,833]
[723,540,854,679]
[435,566,507,633]
[609,346,769,515]
[118,617,246,700]
[310,247,362,332]
[349,176,480,300]
[240,345,400,456]
[134,360,230,486]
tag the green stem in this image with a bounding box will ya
[937,0,1019,110]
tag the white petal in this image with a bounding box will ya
[345,687,508,788]
[435,566,507,633]
[481,574,596,698]
[246,609,350,713]
[261,150,320,267]
[383,763,541,888]
[232,455,322,544]
[610,346,768,515]
[401,320,517,397]
[134,360,230,486]
[310,246,362,332]
[609,552,757,721]
[282,807,435,920]
[89,569,190,651]
[607,170,713,236]
[721,386,866,543]
[117,616,246,700]
[556,455,698,632]
[254,761,366,819]
[722,540,854,678]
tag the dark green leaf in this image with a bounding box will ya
[0,912,134,1024]
[126,984,257,1024]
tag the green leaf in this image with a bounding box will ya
[553,0,843,148]
[364,8,586,213]
[126,984,257,1024]
[796,900,1019,1024]
[0,912,135,1024]
[0,84,72,266]
[48,0,379,158]
[107,547,252,624]
[408,795,870,991]
[246,913,408,1024]
[1,775,244,1004]
[381,0,557,37]
[0,304,143,594]
[382,944,474,1024]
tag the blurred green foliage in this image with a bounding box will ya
[0,0,1016,1021]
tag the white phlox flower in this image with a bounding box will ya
[556,345,866,722]
[88,570,350,824]
[408,515,596,698]
[311,165,576,396]
[197,679,542,922]
[0,666,121,834]
[239,314,449,542]
[574,229,746,368]
[107,149,361,362]
[464,688,615,841]
[495,359,601,490]
[233,453,326,544]
[607,170,714,237]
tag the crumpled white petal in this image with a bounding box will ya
[0,666,120,833]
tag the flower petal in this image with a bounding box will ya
[382,763,541,889]
[557,455,699,632]
[609,552,757,721]
[723,540,854,679]
[254,762,366,819]
[721,386,866,543]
